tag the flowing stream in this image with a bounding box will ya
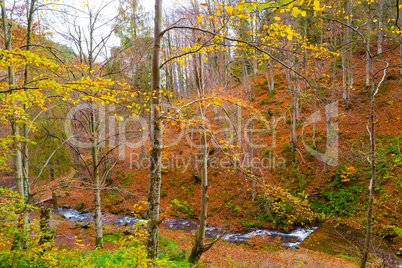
[58,208,316,248]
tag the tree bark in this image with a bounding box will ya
[38,208,54,246]
[147,0,163,260]
[377,0,383,54]
[188,110,208,264]
[92,103,103,248]
[359,57,378,268]
[365,21,370,91]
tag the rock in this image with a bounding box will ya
[81,208,90,213]
[76,202,85,211]
[123,230,133,235]
[62,204,70,209]
[73,222,91,229]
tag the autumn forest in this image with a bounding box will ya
[0,0,401,267]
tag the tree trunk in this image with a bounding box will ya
[377,0,383,54]
[265,59,274,91]
[365,21,370,91]
[147,0,163,260]
[38,208,54,246]
[342,46,348,103]
[92,103,103,248]
[22,1,36,244]
[347,0,353,91]
[188,115,208,264]
[360,57,377,268]
[52,192,58,211]
[312,94,317,148]
[50,165,55,180]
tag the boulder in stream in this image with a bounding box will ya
[71,222,91,229]
[76,202,85,211]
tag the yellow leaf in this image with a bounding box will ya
[301,10,306,17]
[313,0,320,11]
[197,15,203,24]
[226,5,233,15]
[274,16,281,21]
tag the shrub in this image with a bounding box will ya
[263,187,316,228]
[311,165,363,217]
[0,187,39,249]
[262,149,272,157]
[260,98,272,105]
[282,142,292,156]
[169,199,195,218]
[0,222,152,268]
[158,235,187,262]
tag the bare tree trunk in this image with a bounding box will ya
[366,21,370,91]
[360,57,381,268]
[188,123,208,264]
[377,0,383,54]
[312,93,317,148]
[147,0,163,260]
[250,92,255,201]
[292,93,297,161]
[400,34,402,75]
[38,208,54,246]
[265,59,274,91]
[347,0,354,91]
[52,192,58,211]
[92,103,103,248]
[342,46,348,102]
